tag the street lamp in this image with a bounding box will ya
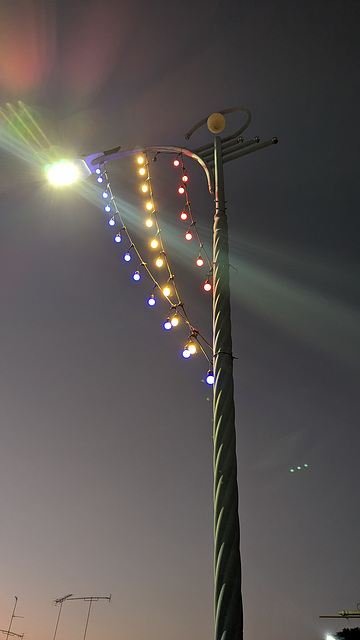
[46,107,277,640]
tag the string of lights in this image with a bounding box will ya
[94,157,214,384]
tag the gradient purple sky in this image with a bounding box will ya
[0,2,359,640]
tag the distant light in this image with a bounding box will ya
[137,156,145,165]
[173,158,180,167]
[145,201,153,211]
[178,186,185,195]
[108,218,116,227]
[164,318,172,330]
[114,233,122,243]
[104,205,111,213]
[180,211,188,221]
[326,636,336,640]
[156,257,164,268]
[145,217,154,228]
[304,463,309,467]
[102,191,109,199]
[148,295,156,307]
[290,468,295,473]
[205,371,214,385]
[297,466,301,470]
[185,231,193,241]
[124,253,131,262]
[203,280,212,292]
[182,348,191,358]
[182,174,189,182]
[150,239,159,249]
[97,176,103,183]
[163,286,171,297]
[133,271,141,281]
[196,256,204,267]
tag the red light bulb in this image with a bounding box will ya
[185,231,193,241]
[182,174,189,182]
[203,280,212,292]
[180,211,188,221]
[173,158,180,167]
[196,256,204,267]
[178,186,185,195]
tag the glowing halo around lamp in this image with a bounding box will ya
[45,160,79,186]
[207,112,226,134]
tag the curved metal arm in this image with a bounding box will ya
[184,107,251,141]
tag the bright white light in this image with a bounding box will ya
[46,160,80,186]
[206,371,214,385]
[326,636,336,640]
[182,348,191,358]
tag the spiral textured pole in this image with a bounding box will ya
[213,135,242,640]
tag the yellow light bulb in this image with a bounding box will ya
[137,155,145,164]
[171,315,179,327]
[150,239,159,249]
[145,218,153,228]
[156,258,164,268]
[141,184,149,193]
[188,343,197,354]
[139,167,146,176]
[145,201,153,211]
[163,286,171,297]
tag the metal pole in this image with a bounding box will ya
[213,136,242,640]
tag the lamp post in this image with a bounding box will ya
[46,107,277,640]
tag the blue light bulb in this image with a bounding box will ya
[95,168,101,174]
[205,371,215,385]
[164,319,172,330]
[114,234,122,243]
[104,205,111,213]
[182,348,191,358]
[109,218,116,227]
[97,176,103,183]
[102,191,109,199]
[133,271,141,281]
[124,253,131,262]
[148,295,156,306]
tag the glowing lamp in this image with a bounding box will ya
[148,295,156,306]
[205,370,215,385]
[203,280,212,292]
[188,342,197,354]
[141,184,149,193]
[145,201,153,211]
[108,218,116,227]
[171,315,179,327]
[102,191,109,199]
[45,159,90,186]
[178,186,185,195]
[104,205,111,213]
[145,218,153,228]
[173,158,180,167]
[139,167,146,176]
[95,168,101,174]
[124,253,131,262]
[196,256,204,267]
[164,318,172,330]
[150,239,159,249]
[180,211,188,221]
[97,176,103,183]
[137,155,145,164]
[114,233,122,242]
[133,271,141,281]
[182,174,189,182]
[182,348,191,358]
[185,231,193,241]
[163,286,171,297]
[156,257,164,268]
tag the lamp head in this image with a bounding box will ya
[207,112,226,134]
[45,158,92,186]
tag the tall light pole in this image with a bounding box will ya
[46,107,277,640]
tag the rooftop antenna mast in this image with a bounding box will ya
[4,598,24,640]
[55,595,111,640]
[320,602,360,619]
[53,594,73,640]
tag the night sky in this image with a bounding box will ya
[0,2,359,640]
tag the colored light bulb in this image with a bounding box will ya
[139,167,146,176]
[102,191,109,199]
[150,239,159,249]
[148,295,156,306]
[178,186,185,195]
[104,205,111,213]
[188,343,197,354]
[182,174,189,182]
[124,253,131,262]
[137,156,145,164]
[108,218,116,227]
[114,234,122,243]
[182,348,191,358]
[145,218,153,228]
[145,201,153,211]
[185,231,193,241]
[97,176,103,183]
[141,184,149,193]
[164,318,172,330]
[205,371,214,385]
[156,257,164,268]
[133,271,141,281]
[171,315,179,327]
[180,211,188,221]
[203,280,212,292]
[95,168,101,174]
[196,256,204,267]
[163,286,171,297]
[173,158,180,167]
